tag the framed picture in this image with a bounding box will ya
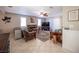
[30,16,35,23]
[68,9,79,21]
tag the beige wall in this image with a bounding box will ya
[0,13,21,33]
[0,13,38,33]
[62,6,79,30]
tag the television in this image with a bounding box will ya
[42,22,50,26]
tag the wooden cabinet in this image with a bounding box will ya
[0,33,10,53]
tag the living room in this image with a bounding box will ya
[0,6,79,53]
[0,6,63,53]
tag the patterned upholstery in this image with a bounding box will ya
[22,30,36,42]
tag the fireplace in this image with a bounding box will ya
[27,25,37,32]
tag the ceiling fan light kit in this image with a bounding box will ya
[40,12,48,17]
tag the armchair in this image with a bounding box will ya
[22,30,36,42]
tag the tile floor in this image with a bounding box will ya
[9,32,71,53]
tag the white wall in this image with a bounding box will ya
[52,17,62,31]
[62,6,79,52]
[48,17,62,31]
[63,30,79,52]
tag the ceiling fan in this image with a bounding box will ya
[40,12,48,17]
[8,6,13,8]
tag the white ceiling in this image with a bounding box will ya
[0,6,62,18]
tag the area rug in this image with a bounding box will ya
[37,31,50,42]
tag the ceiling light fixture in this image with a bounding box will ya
[49,6,53,9]
[8,6,13,8]
[40,12,48,17]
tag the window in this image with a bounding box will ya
[20,17,26,27]
[53,17,61,31]
[38,19,41,26]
